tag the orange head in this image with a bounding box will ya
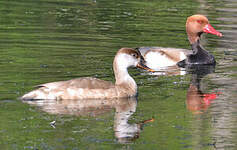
[186,14,222,43]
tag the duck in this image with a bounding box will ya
[21,48,154,100]
[137,14,222,69]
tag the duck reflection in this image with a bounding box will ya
[23,97,153,143]
[186,65,220,114]
[145,65,187,76]
[144,64,220,114]
[113,98,154,143]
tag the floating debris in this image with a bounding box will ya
[50,121,56,128]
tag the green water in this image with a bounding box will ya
[0,0,236,149]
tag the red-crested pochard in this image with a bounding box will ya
[137,14,222,69]
[21,48,154,100]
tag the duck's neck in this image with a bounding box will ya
[113,59,137,94]
[177,32,215,67]
[187,32,209,54]
[187,36,215,65]
[187,32,200,45]
[191,39,205,54]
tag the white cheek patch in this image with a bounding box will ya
[145,51,177,69]
[116,54,137,70]
[116,54,129,69]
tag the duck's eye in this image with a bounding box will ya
[132,53,138,58]
[197,20,203,24]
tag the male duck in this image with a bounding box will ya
[137,14,222,69]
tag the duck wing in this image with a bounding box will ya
[21,77,115,100]
[37,77,114,90]
[137,47,191,59]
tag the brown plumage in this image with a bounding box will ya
[21,48,153,100]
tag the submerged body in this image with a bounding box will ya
[137,14,222,69]
[21,48,153,100]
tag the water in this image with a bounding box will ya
[0,0,236,149]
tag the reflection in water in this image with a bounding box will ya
[23,97,153,143]
[146,65,187,76]
[185,65,220,114]
[194,0,237,149]
[113,99,154,144]
[146,64,220,115]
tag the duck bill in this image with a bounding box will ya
[203,24,222,37]
[137,63,155,72]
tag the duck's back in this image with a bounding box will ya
[137,47,191,69]
[21,77,116,100]
[38,77,114,90]
[137,46,191,56]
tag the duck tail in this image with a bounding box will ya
[21,88,49,100]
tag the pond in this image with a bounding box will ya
[0,0,236,149]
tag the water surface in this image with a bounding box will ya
[0,0,236,149]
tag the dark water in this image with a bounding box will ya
[0,0,236,149]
